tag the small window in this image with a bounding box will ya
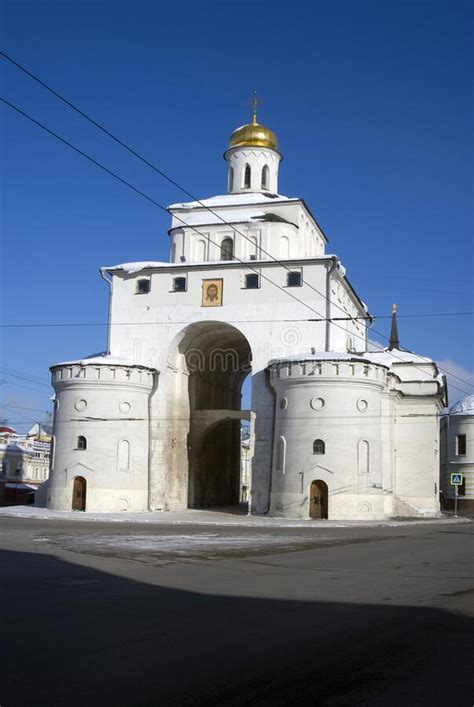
[136,279,150,294]
[244,274,259,289]
[220,237,234,261]
[228,166,234,192]
[173,277,187,292]
[261,165,269,190]
[76,436,87,450]
[456,434,466,455]
[313,439,325,455]
[287,271,302,287]
[244,164,251,189]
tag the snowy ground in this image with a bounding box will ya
[0,504,469,528]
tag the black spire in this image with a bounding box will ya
[388,303,400,351]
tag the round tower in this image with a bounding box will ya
[268,355,388,520]
[224,99,282,195]
[48,359,157,512]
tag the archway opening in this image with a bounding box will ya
[72,476,87,511]
[177,321,252,510]
[192,420,242,508]
[309,479,328,519]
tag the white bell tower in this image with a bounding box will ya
[224,95,282,195]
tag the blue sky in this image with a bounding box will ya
[1,0,473,430]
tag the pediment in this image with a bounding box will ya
[67,462,94,475]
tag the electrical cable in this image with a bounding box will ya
[1,95,471,392]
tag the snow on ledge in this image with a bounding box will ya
[168,192,297,209]
[50,352,155,370]
[103,255,337,274]
[268,348,439,376]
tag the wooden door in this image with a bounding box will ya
[72,476,86,511]
[309,480,328,519]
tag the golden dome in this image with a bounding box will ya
[229,115,279,151]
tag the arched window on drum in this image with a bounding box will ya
[243,164,251,189]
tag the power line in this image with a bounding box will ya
[1,380,51,394]
[1,311,473,329]
[1,96,471,393]
[0,52,444,341]
[0,370,51,388]
[1,97,340,326]
[5,48,469,376]
[1,50,355,316]
[1,353,472,401]
[2,400,447,421]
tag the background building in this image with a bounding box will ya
[440,395,474,511]
[0,423,51,505]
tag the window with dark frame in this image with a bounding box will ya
[287,271,302,287]
[173,277,187,292]
[220,238,234,261]
[457,434,466,455]
[313,439,325,454]
[244,273,259,289]
[136,279,150,294]
[76,436,87,450]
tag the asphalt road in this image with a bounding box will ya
[0,516,473,706]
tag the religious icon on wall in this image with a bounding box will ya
[201,279,223,307]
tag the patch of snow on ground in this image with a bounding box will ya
[0,505,468,528]
[54,532,309,553]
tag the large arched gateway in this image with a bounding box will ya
[163,321,252,510]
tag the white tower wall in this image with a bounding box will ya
[224,146,281,194]
[48,363,156,512]
[268,354,444,520]
[269,357,387,520]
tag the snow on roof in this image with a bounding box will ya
[103,255,336,274]
[269,348,437,372]
[450,394,474,415]
[169,192,297,210]
[51,352,156,369]
[364,349,434,367]
[171,208,267,228]
[103,261,169,274]
[269,351,370,366]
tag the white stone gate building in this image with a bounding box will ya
[48,110,446,518]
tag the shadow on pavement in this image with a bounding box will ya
[1,548,472,706]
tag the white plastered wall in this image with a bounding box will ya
[48,364,155,512]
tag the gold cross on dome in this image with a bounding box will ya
[249,91,263,123]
